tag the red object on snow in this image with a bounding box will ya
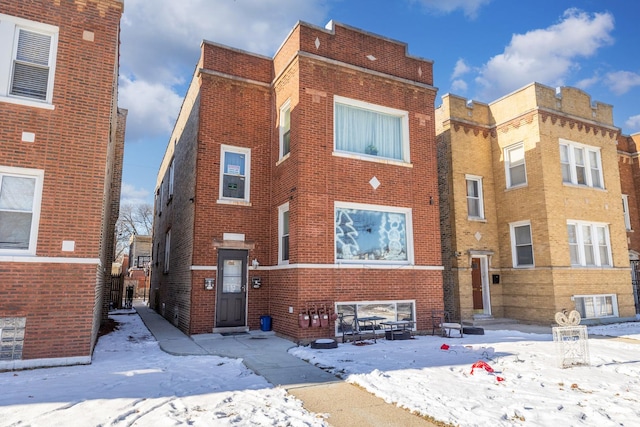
[440,344,450,350]
[496,376,505,382]
[470,360,494,375]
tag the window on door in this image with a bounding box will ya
[278,202,289,264]
[465,175,484,219]
[504,143,527,188]
[0,166,44,255]
[219,145,251,203]
[510,221,534,267]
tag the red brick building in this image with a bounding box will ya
[151,21,443,340]
[617,132,640,312]
[0,0,125,369]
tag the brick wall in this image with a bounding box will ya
[0,0,123,366]
[152,21,444,339]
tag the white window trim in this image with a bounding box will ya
[218,144,251,204]
[333,95,411,164]
[465,174,485,220]
[0,14,58,108]
[504,142,527,188]
[509,220,534,268]
[622,194,631,231]
[279,99,291,160]
[0,166,44,256]
[559,139,604,189]
[572,293,618,319]
[334,201,414,265]
[567,220,612,267]
[278,202,290,265]
[163,229,171,273]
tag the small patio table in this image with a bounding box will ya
[356,316,386,343]
[380,320,416,340]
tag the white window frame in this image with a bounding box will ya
[559,139,604,189]
[509,220,534,268]
[465,174,484,219]
[566,220,612,267]
[0,166,44,256]
[168,158,174,199]
[278,202,290,264]
[334,201,414,265]
[504,142,527,188]
[0,14,58,108]
[279,99,291,160]
[622,194,631,231]
[163,229,171,273]
[218,145,251,204]
[573,294,618,319]
[333,95,410,164]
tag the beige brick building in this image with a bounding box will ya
[437,83,636,325]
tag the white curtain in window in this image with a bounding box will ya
[335,104,402,160]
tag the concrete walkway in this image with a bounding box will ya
[134,302,437,426]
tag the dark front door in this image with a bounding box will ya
[216,249,247,328]
[472,258,483,310]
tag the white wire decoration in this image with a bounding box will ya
[552,310,590,368]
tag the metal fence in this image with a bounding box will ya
[630,260,640,314]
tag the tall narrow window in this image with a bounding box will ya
[510,221,533,267]
[465,175,484,219]
[219,145,251,203]
[278,202,290,264]
[559,140,603,188]
[0,167,44,255]
[334,96,410,162]
[622,195,631,231]
[163,229,171,273]
[168,158,174,198]
[504,143,526,188]
[279,100,291,159]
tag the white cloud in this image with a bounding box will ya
[451,58,471,80]
[575,74,600,90]
[604,71,640,95]
[118,0,328,143]
[475,9,614,100]
[413,0,492,19]
[118,76,184,142]
[626,114,640,132]
[451,79,468,93]
[120,182,151,205]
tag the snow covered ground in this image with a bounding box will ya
[292,319,640,426]
[0,312,327,427]
[1,312,639,427]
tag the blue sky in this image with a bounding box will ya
[118,0,640,205]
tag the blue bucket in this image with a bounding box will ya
[260,315,272,331]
